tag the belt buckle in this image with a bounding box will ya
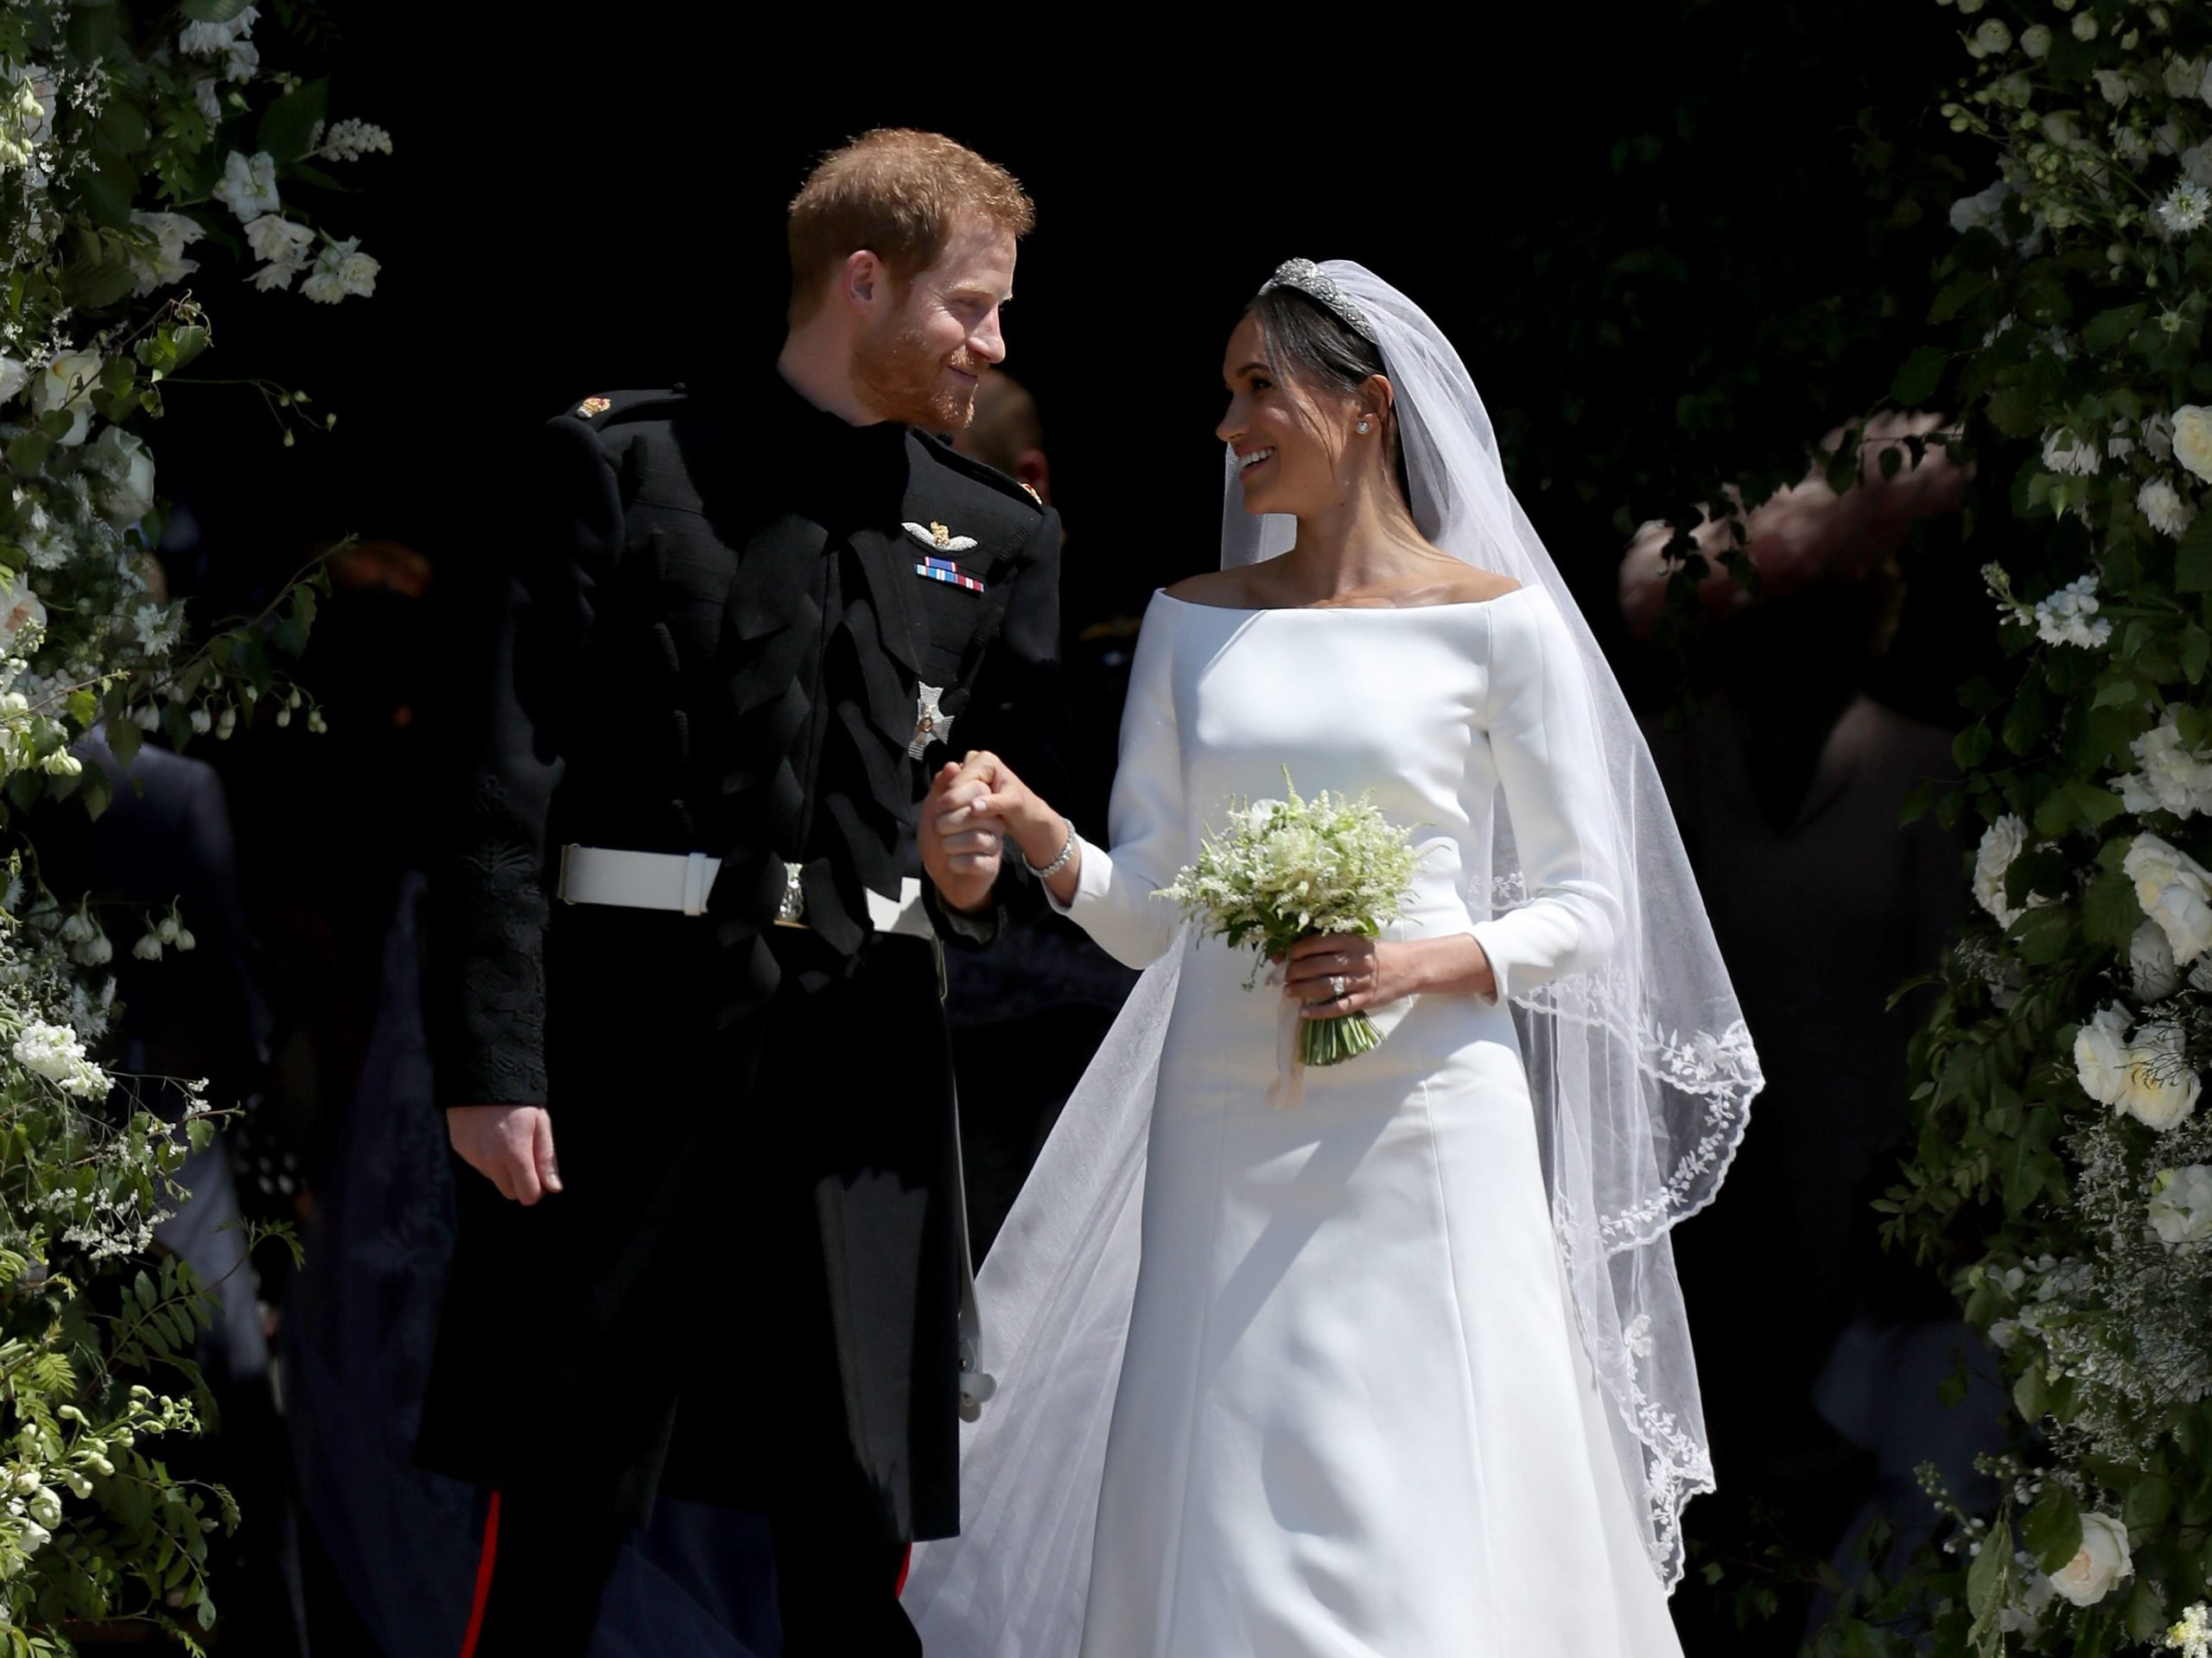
[774,861,807,929]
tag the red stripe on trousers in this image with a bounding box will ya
[458,1490,504,1658]
[895,1542,912,1597]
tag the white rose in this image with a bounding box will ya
[2133,919,2180,1001]
[2075,1004,2134,1106]
[2175,405,2212,485]
[2021,22,2053,58]
[83,425,155,524]
[2148,1164,2212,1243]
[2050,1511,2133,1607]
[2115,1019,2201,1130]
[1974,814,2031,926]
[242,213,312,265]
[211,149,279,223]
[2139,474,2198,538]
[28,347,101,446]
[0,581,46,654]
[2126,833,2212,962]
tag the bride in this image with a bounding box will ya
[903,261,1762,1655]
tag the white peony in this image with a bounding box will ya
[28,347,102,446]
[2175,406,2212,484]
[2042,426,2102,476]
[125,210,204,296]
[2050,1511,2133,1607]
[2148,1164,2212,1243]
[2022,22,2053,58]
[211,149,279,223]
[2117,711,2212,817]
[242,213,312,266]
[2076,1004,2135,1104]
[0,581,45,654]
[2116,1019,2201,1129]
[2139,474,2198,537]
[2133,918,2181,1001]
[2128,833,2212,962]
[82,425,155,524]
[1974,814,2031,926]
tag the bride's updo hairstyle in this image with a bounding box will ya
[1244,283,1414,511]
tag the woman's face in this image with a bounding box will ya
[1216,313,1357,518]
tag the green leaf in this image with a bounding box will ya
[1955,721,1993,770]
[2014,1363,2049,1424]
[2063,779,2126,829]
[107,715,141,768]
[5,429,52,479]
[2082,304,2147,356]
[2023,1483,2082,1574]
[61,255,135,313]
[257,79,329,165]
[2123,1474,2174,1533]
[169,325,210,372]
[1985,386,2043,440]
[2177,511,2212,593]
[1891,346,1949,408]
[80,765,111,823]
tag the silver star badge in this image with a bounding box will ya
[910,683,952,759]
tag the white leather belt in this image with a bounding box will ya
[556,845,934,939]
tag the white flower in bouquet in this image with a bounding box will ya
[1967,18,2012,58]
[2118,710,2212,817]
[29,347,101,446]
[2076,1004,2136,1101]
[1974,814,2031,925]
[2159,180,2212,236]
[2173,406,2212,485]
[2073,10,2099,41]
[212,149,280,223]
[2168,1601,2212,1656]
[1159,770,1423,1071]
[2042,427,2102,476]
[2148,1165,2212,1244]
[2128,832,2212,961]
[125,211,204,297]
[2096,67,2135,107]
[83,425,155,524]
[313,118,391,162]
[2031,574,2112,648]
[190,75,222,123]
[2140,474,2199,537]
[2168,56,2209,99]
[2133,918,2181,1001]
[2147,410,2179,461]
[2050,1511,2133,1606]
[2018,22,2053,58]
[0,355,28,410]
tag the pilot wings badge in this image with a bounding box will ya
[903,519,977,554]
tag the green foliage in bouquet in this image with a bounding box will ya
[1159,771,1423,1070]
[0,0,383,1646]
[1801,2,2212,1653]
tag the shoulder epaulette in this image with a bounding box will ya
[556,386,690,429]
[912,425,1046,514]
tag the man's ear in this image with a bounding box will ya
[842,249,887,316]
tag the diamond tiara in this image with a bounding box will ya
[1255,258,1377,345]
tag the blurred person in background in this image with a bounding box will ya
[1620,416,2001,1651]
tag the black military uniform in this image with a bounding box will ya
[421,367,1069,1654]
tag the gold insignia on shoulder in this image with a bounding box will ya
[577,396,612,417]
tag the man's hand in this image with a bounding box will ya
[921,759,1005,914]
[448,1103,563,1204]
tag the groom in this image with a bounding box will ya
[421,130,1069,1656]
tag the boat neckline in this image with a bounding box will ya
[1153,584,1534,616]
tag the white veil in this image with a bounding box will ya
[906,262,1761,1648]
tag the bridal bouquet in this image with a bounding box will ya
[1159,771,1422,1069]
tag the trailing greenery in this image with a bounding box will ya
[0,2,381,1647]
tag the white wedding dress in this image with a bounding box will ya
[915,585,1686,1656]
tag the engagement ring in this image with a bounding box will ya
[1330,975,1349,999]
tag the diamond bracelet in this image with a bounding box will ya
[1022,820,1077,880]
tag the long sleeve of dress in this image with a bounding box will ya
[1050,594,1185,969]
[1467,590,1626,1002]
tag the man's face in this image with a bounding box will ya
[853,217,1017,429]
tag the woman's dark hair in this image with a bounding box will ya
[1243,286,1414,507]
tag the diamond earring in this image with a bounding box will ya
[1356,420,1371,435]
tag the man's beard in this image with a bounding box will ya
[854,319,977,430]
